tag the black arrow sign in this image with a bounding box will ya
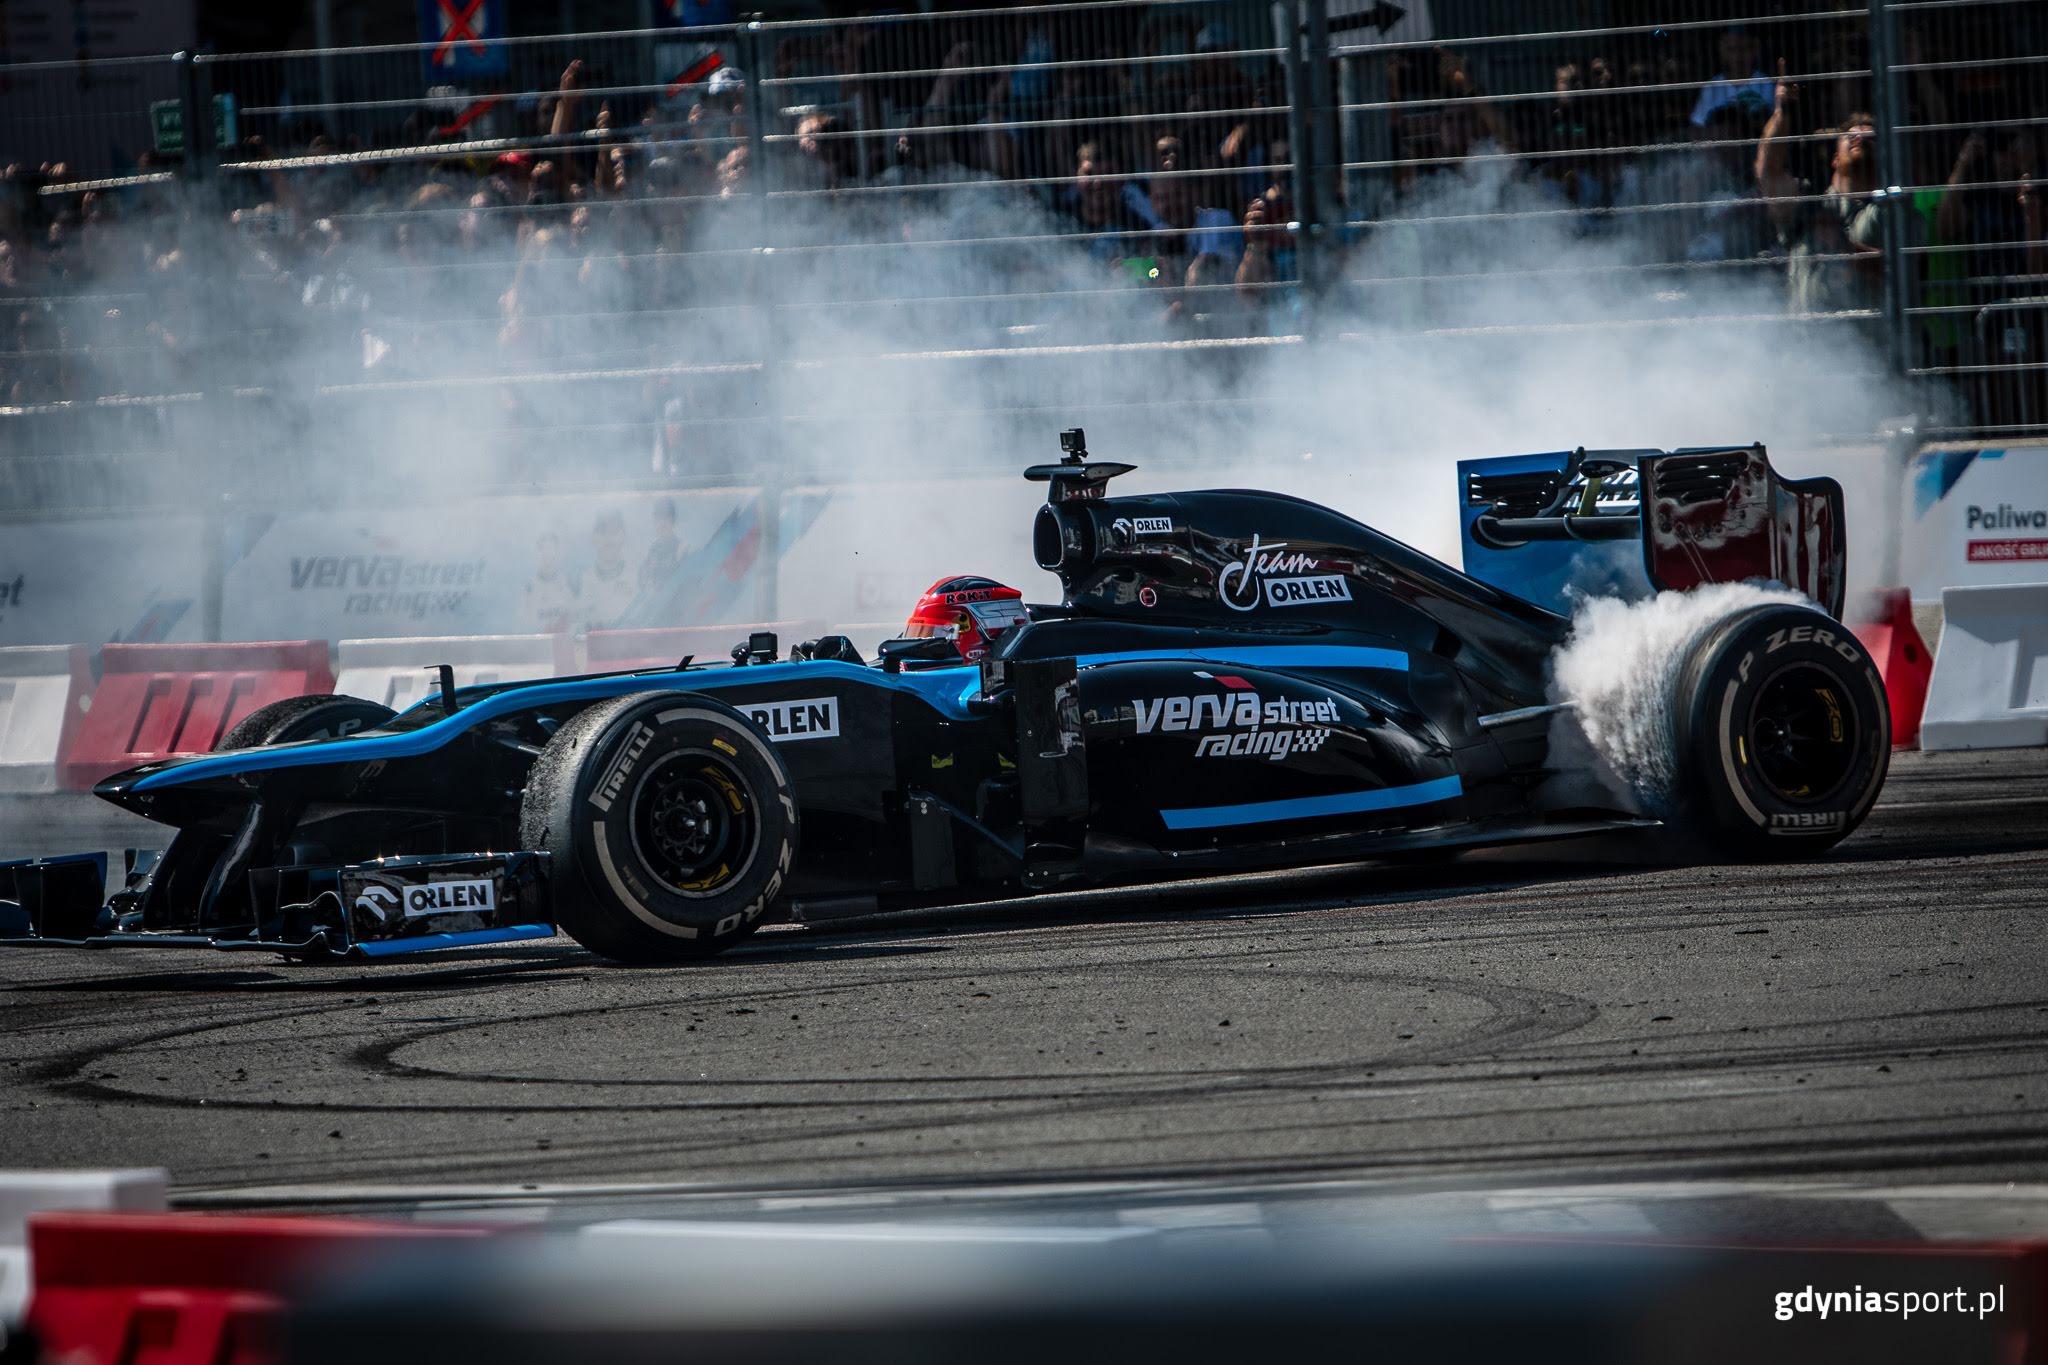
[1328,1,1408,36]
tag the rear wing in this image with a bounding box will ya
[1457,444,1846,618]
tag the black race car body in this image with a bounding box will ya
[0,435,1886,963]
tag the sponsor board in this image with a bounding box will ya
[1903,445,2048,597]
[743,696,840,742]
[1217,534,1352,612]
[0,515,206,647]
[1132,672,1340,761]
[221,490,753,640]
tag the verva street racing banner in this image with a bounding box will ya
[220,490,759,641]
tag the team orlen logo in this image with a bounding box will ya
[353,878,497,921]
[744,696,840,742]
[1217,534,1352,611]
[1133,672,1337,761]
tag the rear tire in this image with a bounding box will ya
[216,694,395,751]
[1671,603,1889,858]
[520,692,797,964]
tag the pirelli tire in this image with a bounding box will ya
[1670,603,1890,859]
[216,694,396,750]
[520,692,798,964]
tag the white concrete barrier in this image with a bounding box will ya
[0,646,92,795]
[0,1169,167,1324]
[1919,583,2048,751]
[336,635,570,712]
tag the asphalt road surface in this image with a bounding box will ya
[2,748,2044,1206]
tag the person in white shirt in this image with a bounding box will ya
[522,532,580,634]
[581,510,637,630]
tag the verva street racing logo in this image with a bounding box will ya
[1132,672,1339,761]
[1217,534,1352,611]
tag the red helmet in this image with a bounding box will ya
[902,576,1029,663]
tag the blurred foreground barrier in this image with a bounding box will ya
[335,635,573,711]
[584,622,828,671]
[1850,589,1933,750]
[0,1171,166,1327]
[1920,583,2048,751]
[23,1211,493,1365]
[278,1217,2037,1365]
[57,642,335,791]
[0,646,93,794]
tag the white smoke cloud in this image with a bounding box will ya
[26,131,1922,638]
[1548,580,1809,813]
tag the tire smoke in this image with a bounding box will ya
[1548,581,1808,813]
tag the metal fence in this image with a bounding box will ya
[1,0,2042,513]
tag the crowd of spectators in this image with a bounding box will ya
[2,5,2043,472]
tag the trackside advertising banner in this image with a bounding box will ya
[1902,444,2048,599]
[220,490,761,640]
[0,515,205,646]
[778,478,1046,632]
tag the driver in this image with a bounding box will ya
[900,576,1030,663]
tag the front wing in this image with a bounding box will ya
[0,851,555,959]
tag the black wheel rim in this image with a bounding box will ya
[628,750,758,897]
[1746,664,1860,803]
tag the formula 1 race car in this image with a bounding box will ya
[0,432,1889,964]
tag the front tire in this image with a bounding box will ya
[1671,603,1889,858]
[216,694,396,750]
[161,694,396,961]
[520,692,797,964]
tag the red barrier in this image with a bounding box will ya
[586,621,827,672]
[1850,589,1933,750]
[58,642,335,791]
[24,1210,491,1365]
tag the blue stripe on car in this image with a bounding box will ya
[353,924,558,958]
[1076,645,1407,671]
[132,661,958,791]
[1159,774,1463,830]
[131,644,1409,792]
